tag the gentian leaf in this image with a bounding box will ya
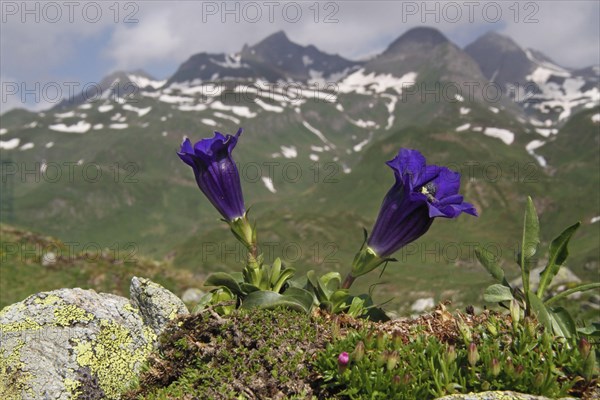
[204,272,245,296]
[483,284,514,303]
[475,247,507,285]
[537,222,580,298]
[520,197,540,299]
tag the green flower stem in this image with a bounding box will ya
[341,273,356,290]
[544,283,600,306]
[228,214,258,258]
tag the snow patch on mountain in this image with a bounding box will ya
[255,98,284,112]
[78,103,92,110]
[0,128,7,135]
[179,104,208,112]
[109,123,129,130]
[0,138,20,150]
[262,176,277,193]
[302,121,336,149]
[49,121,91,134]
[381,93,398,130]
[210,54,248,69]
[213,112,241,124]
[483,127,514,145]
[159,94,194,104]
[128,74,166,89]
[123,104,152,117]
[338,69,417,95]
[20,142,34,150]
[210,101,257,118]
[456,123,470,132]
[309,154,319,161]
[55,111,75,119]
[535,128,558,137]
[280,145,297,159]
[201,118,217,126]
[526,140,547,167]
[98,104,114,113]
[353,138,370,152]
[460,107,471,115]
[592,113,600,123]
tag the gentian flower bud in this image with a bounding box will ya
[579,337,591,360]
[490,358,501,377]
[351,341,365,362]
[468,343,479,367]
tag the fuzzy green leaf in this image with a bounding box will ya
[240,289,313,313]
[483,284,514,303]
[521,197,540,308]
[537,222,580,298]
[549,307,577,338]
[204,272,245,296]
[528,292,552,331]
[475,247,506,283]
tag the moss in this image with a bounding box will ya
[53,305,94,327]
[72,319,156,399]
[122,307,335,399]
[0,341,34,400]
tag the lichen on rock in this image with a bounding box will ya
[0,278,187,399]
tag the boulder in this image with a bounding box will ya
[411,297,435,313]
[181,287,206,304]
[435,391,576,400]
[0,277,188,400]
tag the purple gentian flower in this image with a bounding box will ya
[367,148,477,257]
[178,128,245,221]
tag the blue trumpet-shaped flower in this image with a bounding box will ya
[367,148,477,257]
[178,128,245,221]
[347,149,477,283]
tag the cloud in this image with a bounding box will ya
[105,10,183,70]
[1,1,598,112]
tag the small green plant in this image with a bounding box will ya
[475,196,600,339]
[315,311,595,399]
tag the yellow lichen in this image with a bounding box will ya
[72,319,155,399]
[0,317,41,333]
[33,294,61,306]
[63,378,81,398]
[0,341,33,400]
[53,305,94,327]
[123,303,138,313]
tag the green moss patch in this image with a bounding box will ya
[122,307,339,399]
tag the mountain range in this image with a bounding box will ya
[1,27,598,313]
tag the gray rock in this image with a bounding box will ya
[130,276,189,336]
[0,277,188,400]
[41,251,57,266]
[181,287,206,304]
[435,391,576,400]
[411,297,435,313]
[510,266,581,293]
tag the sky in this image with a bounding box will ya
[1,0,599,113]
